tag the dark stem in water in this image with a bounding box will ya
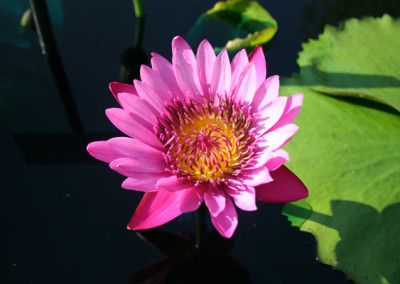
[29,0,84,135]
[195,203,207,250]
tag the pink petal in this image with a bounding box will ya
[230,49,249,92]
[196,39,216,99]
[256,165,308,203]
[150,52,185,100]
[241,166,273,187]
[156,175,195,191]
[109,82,138,104]
[269,93,304,131]
[105,108,163,150]
[232,62,256,104]
[204,185,226,217]
[179,186,206,213]
[140,65,174,100]
[249,46,266,88]
[247,147,274,169]
[134,80,168,115]
[86,141,121,163]
[118,93,157,131]
[210,197,238,238]
[110,157,166,174]
[211,49,231,99]
[248,144,288,170]
[251,75,280,111]
[172,36,202,100]
[261,123,299,151]
[128,190,184,230]
[122,173,170,192]
[107,137,161,159]
[226,185,257,211]
[265,149,289,171]
[253,96,287,136]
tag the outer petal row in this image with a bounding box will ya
[87,137,162,163]
[128,186,206,230]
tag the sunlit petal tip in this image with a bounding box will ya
[172,35,190,51]
[109,82,138,104]
[249,46,267,86]
[199,38,211,46]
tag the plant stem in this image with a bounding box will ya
[195,204,207,250]
[133,0,145,18]
[29,0,84,135]
[132,0,145,49]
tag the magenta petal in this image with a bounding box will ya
[242,166,273,187]
[140,65,176,100]
[105,108,163,150]
[109,82,138,104]
[270,93,304,131]
[172,36,202,100]
[150,52,185,101]
[128,190,184,230]
[86,141,121,163]
[118,93,157,131]
[197,39,216,99]
[232,62,256,104]
[249,46,266,88]
[254,96,287,136]
[134,80,168,115]
[210,197,238,238]
[204,185,226,217]
[107,137,161,159]
[262,123,299,151]
[251,75,280,111]
[226,185,257,211]
[122,173,169,192]
[179,186,206,213]
[265,149,289,172]
[256,165,308,203]
[110,157,166,174]
[211,49,231,98]
[231,49,249,92]
[156,176,196,191]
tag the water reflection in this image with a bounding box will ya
[126,229,251,283]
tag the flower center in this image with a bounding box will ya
[155,97,256,186]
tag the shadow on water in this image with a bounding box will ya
[284,200,400,283]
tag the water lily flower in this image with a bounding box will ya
[87,36,307,238]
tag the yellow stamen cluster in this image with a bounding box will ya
[155,97,255,186]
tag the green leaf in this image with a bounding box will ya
[297,15,400,112]
[281,76,400,284]
[187,0,277,52]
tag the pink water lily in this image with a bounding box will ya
[87,36,307,238]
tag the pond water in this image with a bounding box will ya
[1,0,399,283]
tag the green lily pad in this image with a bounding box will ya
[297,15,400,112]
[187,0,277,52]
[281,76,400,284]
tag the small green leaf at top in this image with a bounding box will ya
[186,0,277,53]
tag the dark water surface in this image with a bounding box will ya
[1,0,399,283]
